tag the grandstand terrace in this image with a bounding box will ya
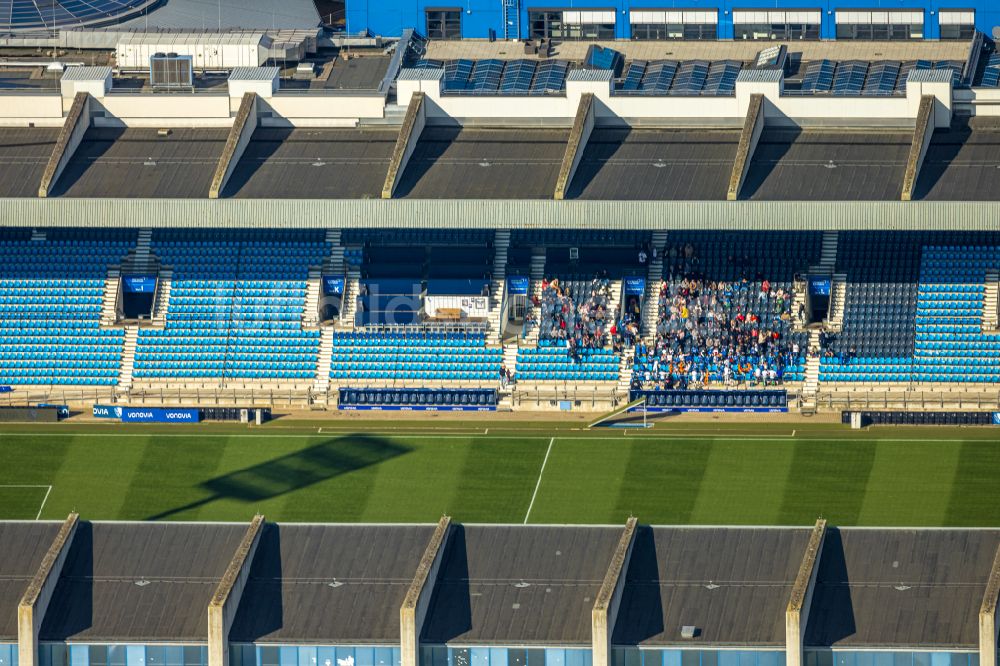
[1,34,1000,412]
[0,227,998,412]
[2,519,1000,666]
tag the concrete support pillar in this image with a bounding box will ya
[209,92,259,199]
[208,515,265,666]
[39,92,91,198]
[727,93,765,201]
[786,519,827,666]
[18,514,80,666]
[382,92,427,200]
[554,92,595,201]
[900,95,936,202]
[979,544,1000,666]
[401,516,452,666]
[592,517,638,666]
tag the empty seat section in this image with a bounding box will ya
[134,232,328,383]
[329,332,502,384]
[821,232,1000,384]
[515,343,619,382]
[0,237,132,385]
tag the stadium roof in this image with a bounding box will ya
[916,117,1000,201]
[225,128,397,199]
[568,128,740,201]
[804,528,1000,649]
[395,128,569,200]
[14,121,1000,204]
[420,525,624,646]
[38,521,248,643]
[0,522,62,641]
[4,521,1000,650]
[53,128,227,199]
[229,523,437,644]
[613,527,812,647]
[743,130,912,201]
[0,128,59,198]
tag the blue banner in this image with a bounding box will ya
[624,276,646,296]
[643,407,788,414]
[323,276,345,296]
[123,275,157,293]
[507,276,530,295]
[340,405,495,412]
[120,407,200,423]
[993,412,1000,425]
[92,404,120,419]
[808,277,832,296]
[0,386,11,393]
[36,404,69,418]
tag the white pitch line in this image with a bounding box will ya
[524,437,555,525]
[36,485,52,521]
[0,428,993,440]
[0,485,53,521]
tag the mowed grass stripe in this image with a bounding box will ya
[856,440,961,527]
[945,439,1000,527]
[689,439,795,525]
[3,430,1000,526]
[612,438,713,524]
[776,440,877,525]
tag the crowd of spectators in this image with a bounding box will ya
[530,275,613,348]
[631,243,805,390]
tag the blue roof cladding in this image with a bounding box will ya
[0,0,156,31]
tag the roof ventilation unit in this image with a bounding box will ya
[680,626,700,639]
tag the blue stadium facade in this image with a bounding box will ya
[348,0,1000,41]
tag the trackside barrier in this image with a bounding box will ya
[842,410,998,426]
[339,387,497,411]
[91,406,201,422]
[629,389,788,413]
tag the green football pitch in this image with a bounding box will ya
[0,420,998,526]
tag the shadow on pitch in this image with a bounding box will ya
[145,434,410,520]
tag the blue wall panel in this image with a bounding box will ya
[351,0,1000,42]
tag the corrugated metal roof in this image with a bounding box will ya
[397,68,444,81]
[908,69,954,83]
[736,69,783,83]
[61,66,112,82]
[4,198,1000,230]
[113,0,319,31]
[229,66,279,82]
[567,69,613,82]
